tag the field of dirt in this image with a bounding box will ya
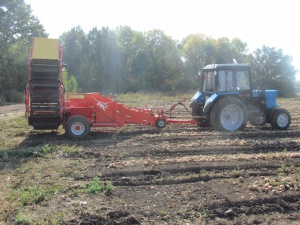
[1,98,300,224]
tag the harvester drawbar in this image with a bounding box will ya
[26,38,291,139]
[26,38,196,139]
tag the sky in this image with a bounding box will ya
[25,0,300,79]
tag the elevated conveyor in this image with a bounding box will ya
[26,38,64,129]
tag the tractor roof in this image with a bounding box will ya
[203,64,250,71]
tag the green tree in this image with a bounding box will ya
[215,37,233,63]
[182,34,216,78]
[62,69,78,93]
[0,0,47,103]
[61,26,122,93]
[129,48,153,91]
[215,37,248,64]
[60,26,87,91]
[249,45,297,97]
[86,27,121,93]
[0,0,46,51]
[143,29,184,91]
[116,26,137,84]
[230,37,248,63]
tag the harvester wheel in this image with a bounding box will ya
[210,96,247,131]
[249,112,267,126]
[270,108,291,130]
[156,118,166,128]
[65,115,91,139]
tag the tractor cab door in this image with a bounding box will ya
[218,70,235,91]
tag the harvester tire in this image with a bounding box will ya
[156,118,166,128]
[210,96,247,131]
[270,108,291,130]
[65,115,91,139]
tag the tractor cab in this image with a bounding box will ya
[200,64,251,96]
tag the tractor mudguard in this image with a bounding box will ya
[191,91,204,105]
[203,93,218,114]
[203,92,240,114]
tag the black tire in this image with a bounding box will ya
[270,108,291,130]
[210,96,247,131]
[197,120,211,127]
[156,118,166,128]
[249,112,267,126]
[65,115,91,139]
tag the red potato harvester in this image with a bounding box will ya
[26,38,197,139]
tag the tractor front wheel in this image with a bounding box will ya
[270,108,291,130]
[65,115,91,139]
[210,97,247,131]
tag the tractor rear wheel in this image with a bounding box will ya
[65,115,91,139]
[210,97,247,131]
[270,108,291,130]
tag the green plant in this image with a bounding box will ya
[7,184,63,207]
[15,208,31,224]
[55,144,79,154]
[278,164,288,174]
[41,144,52,154]
[84,177,114,195]
[41,212,64,225]
[230,169,242,178]
[68,160,81,166]
[278,164,300,174]
[196,205,209,218]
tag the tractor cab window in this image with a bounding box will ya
[218,70,250,92]
[218,70,235,91]
[236,71,250,90]
[203,71,215,92]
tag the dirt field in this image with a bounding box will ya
[1,98,300,224]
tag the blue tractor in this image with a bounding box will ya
[190,64,291,131]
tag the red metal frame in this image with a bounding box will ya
[64,93,164,128]
[64,93,197,128]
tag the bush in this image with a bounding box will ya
[0,95,6,106]
[2,90,24,103]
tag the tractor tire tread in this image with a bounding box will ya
[270,107,291,130]
[210,96,247,131]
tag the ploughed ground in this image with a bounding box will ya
[1,98,300,224]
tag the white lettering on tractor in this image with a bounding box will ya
[97,101,108,111]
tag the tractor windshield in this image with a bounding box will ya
[202,71,215,92]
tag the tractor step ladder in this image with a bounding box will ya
[26,38,64,130]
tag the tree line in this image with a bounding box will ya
[0,0,297,105]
